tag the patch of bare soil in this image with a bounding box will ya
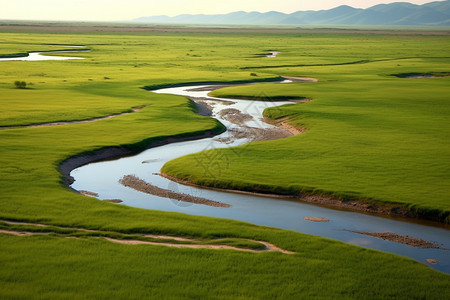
[246,126,293,141]
[212,106,305,143]
[103,199,123,203]
[215,126,293,143]
[216,115,305,143]
[218,108,253,126]
[304,217,330,222]
[0,229,49,236]
[248,240,295,254]
[347,230,444,249]
[119,175,230,207]
[79,190,99,197]
[282,76,319,82]
[144,234,194,242]
[103,237,294,253]
[264,117,308,136]
[296,194,419,220]
[103,237,262,252]
[190,98,236,117]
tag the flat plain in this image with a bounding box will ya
[0,24,449,298]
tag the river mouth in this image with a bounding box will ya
[70,81,450,273]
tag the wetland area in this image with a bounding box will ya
[0,24,449,299]
[70,82,450,273]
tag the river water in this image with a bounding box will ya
[0,46,88,61]
[70,83,450,273]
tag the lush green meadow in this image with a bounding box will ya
[0,27,449,298]
[166,34,450,222]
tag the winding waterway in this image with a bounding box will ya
[70,82,450,273]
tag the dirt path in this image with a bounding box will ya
[251,240,295,254]
[103,237,282,253]
[0,106,144,130]
[0,219,294,254]
[0,229,49,236]
[281,76,318,82]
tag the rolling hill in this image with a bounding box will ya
[133,1,450,26]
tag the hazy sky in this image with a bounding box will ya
[0,0,442,21]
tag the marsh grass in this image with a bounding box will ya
[2,233,448,299]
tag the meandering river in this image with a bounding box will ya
[70,82,450,273]
[3,45,447,272]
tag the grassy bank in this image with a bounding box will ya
[2,233,448,299]
[0,28,449,298]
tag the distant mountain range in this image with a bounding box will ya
[133,1,450,26]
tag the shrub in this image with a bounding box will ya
[14,81,27,89]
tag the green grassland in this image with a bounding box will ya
[0,28,449,298]
[165,35,450,223]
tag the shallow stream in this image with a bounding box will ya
[0,45,88,61]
